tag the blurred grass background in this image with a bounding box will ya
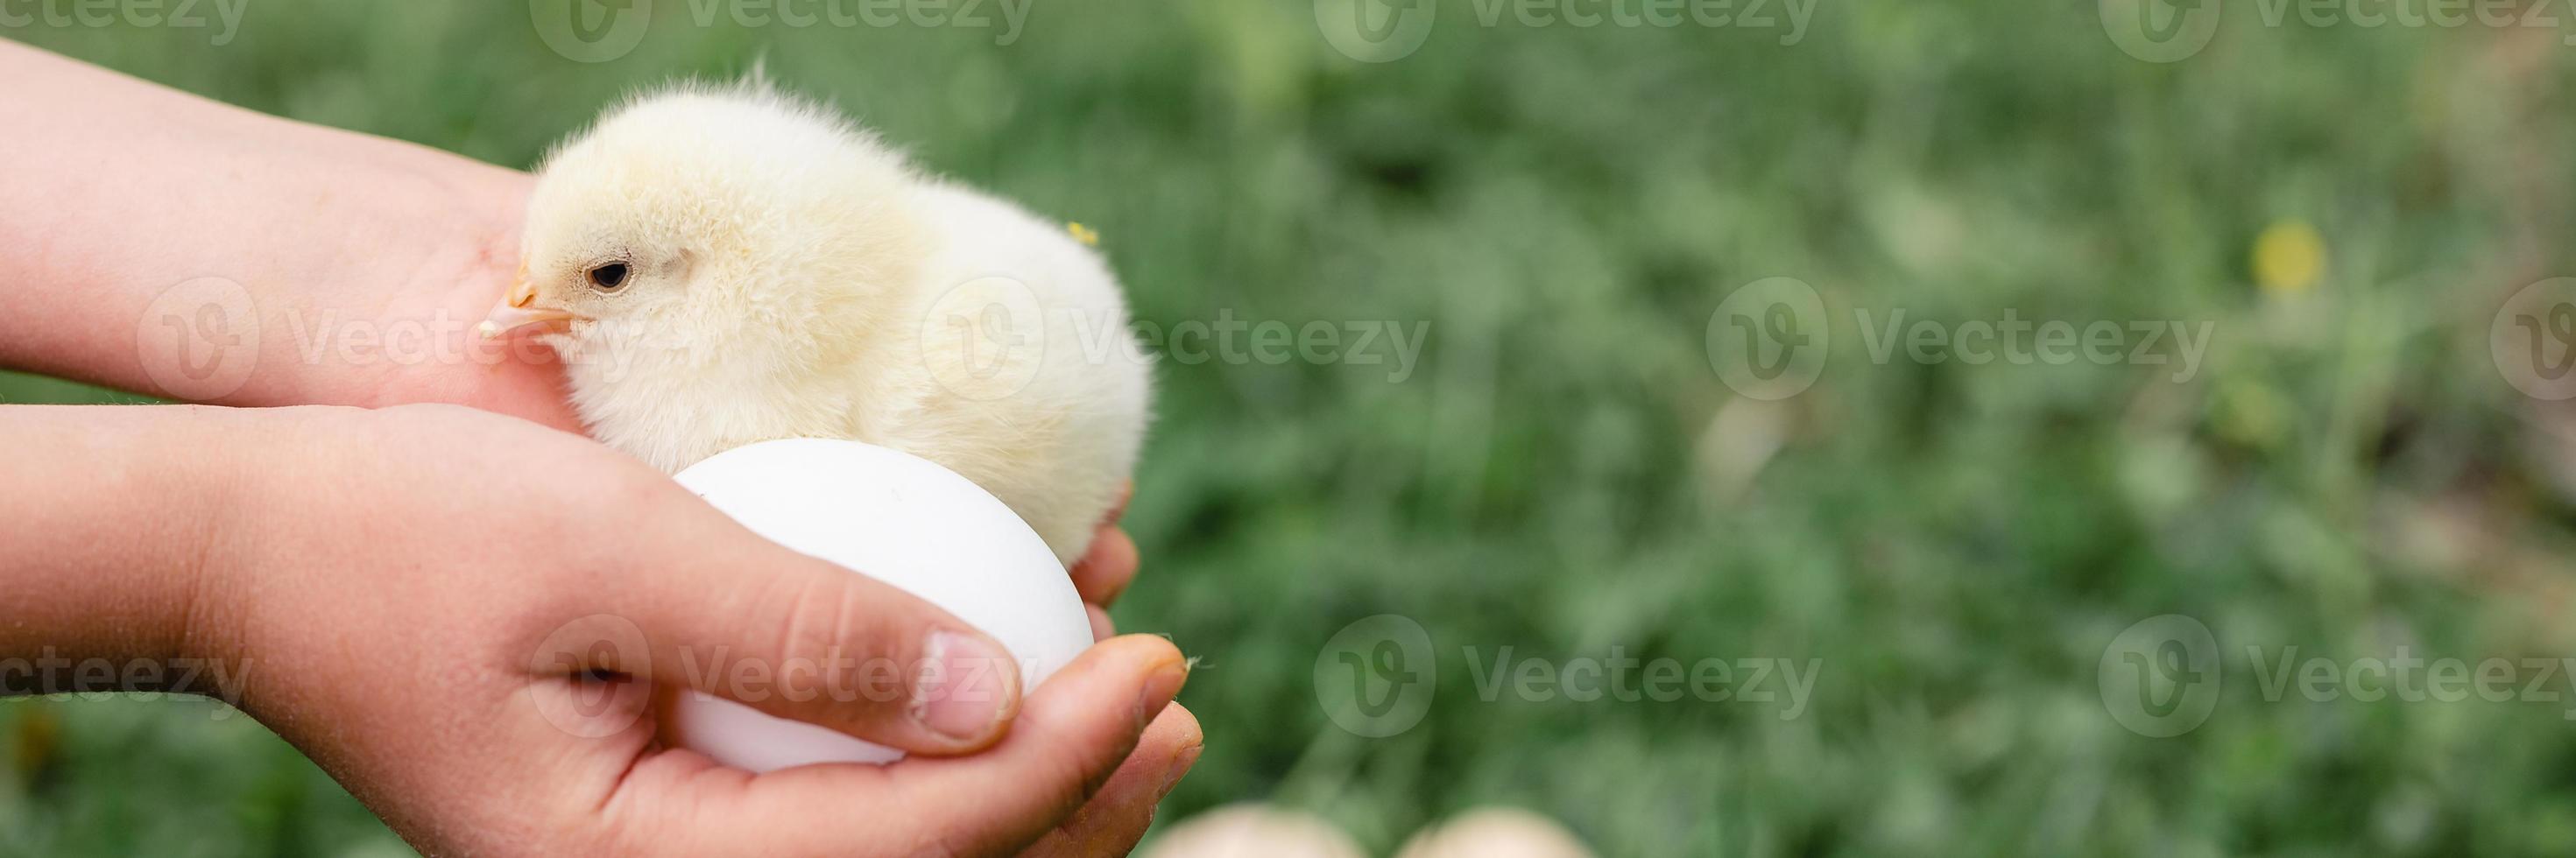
[10,0,2576,854]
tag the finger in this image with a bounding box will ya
[1018,703,1203,858]
[1069,526,1138,607]
[646,635,1188,857]
[455,360,586,434]
[571,485,1026,756]
[877,635,1187,854]
[1087,604,1116,643]
[1104,482,1133,524]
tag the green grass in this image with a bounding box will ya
[11,1,2576,854]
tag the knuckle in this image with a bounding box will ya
[1025,747,1109,822]
[768,571,904,692]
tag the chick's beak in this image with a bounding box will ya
[477,269,579,340]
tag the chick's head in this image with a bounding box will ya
[482,85,925,369]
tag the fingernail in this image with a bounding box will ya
[913,630,1018,742]
[1134,659,1188,729]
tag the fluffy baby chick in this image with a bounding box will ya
[482,83,1150,565]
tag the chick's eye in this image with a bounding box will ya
[587,263,629,292]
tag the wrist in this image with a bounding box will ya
[0,405,266,698]
[0,40,537,407]
[271,167,535,410]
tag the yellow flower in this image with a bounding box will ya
[1066,222,1101,247]
[2253,221,2324,295]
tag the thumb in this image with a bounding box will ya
[552,486,1027,756]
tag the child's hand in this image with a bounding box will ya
[0,41,1200,853]
[183,404,1200,855]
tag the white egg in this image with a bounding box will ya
[666,438,1094,771]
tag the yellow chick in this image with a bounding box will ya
[482,82,1151,565]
